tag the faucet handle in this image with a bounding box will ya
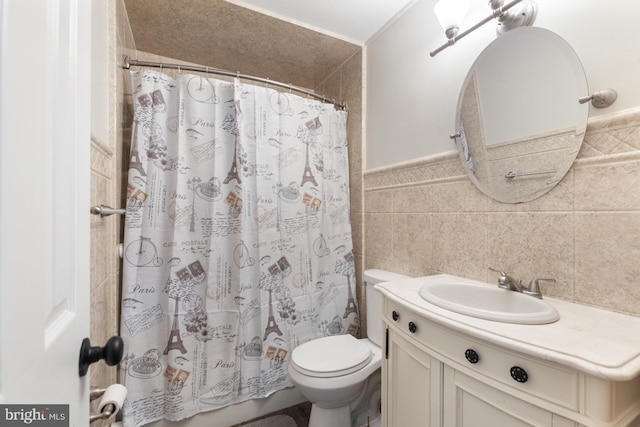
[526,278,556,298]
[489,267,512,289]
[488,267,506,277]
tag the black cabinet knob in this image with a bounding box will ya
[408,321,417,333]
[465,349,479,364]
[510,366,528,383]
[392,311,399,321]
[78,336,124,377]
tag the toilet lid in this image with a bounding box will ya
[291,334,372,378]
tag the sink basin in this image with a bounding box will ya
[418,282,559,324]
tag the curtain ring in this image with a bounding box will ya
[288,84,292,94]
[205,66,209,74]
[265,78,269,89]
[177,65,181,73]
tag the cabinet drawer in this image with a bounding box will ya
[384,302,434,344]
[383,300,580,411]
[438,329,580,411]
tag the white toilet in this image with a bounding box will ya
[288,269,409,427]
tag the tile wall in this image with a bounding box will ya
[89,0,136,410]
[363,107,640,317]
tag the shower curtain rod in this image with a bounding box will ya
[123,56,346,110]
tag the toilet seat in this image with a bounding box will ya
[291,334,373,378]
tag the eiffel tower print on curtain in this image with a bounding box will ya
[164,297,187,355]
[300,141,317,186]
[224,137,241,184]
[129,121,147,177]
[300,116,322,186]
[263,289,283,341]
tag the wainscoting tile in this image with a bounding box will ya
[363,107,640,316]
[575,212,640,314]
[431,179,486,213]
[393,213,431,271]
[393,184,432,213]
[351,213,364,258]
[90,171,112,289]
[365,189,396,213]
[431,213,487,280]
[364,213,394,260]
[350,172,364,214]
[574,159,640,211]
[485,170,575,213]
[487,213,574,299]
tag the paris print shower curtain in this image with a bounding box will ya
[119,69,357,427]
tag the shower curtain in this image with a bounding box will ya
[119,69,357,427]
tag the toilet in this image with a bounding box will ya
[288,269,409,427]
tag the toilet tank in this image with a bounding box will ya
[364,269,410,347]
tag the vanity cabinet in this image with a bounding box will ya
[442,366,579,427]
[380,284,640,427]
[383,323,441,427]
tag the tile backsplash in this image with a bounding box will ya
[363,107,640,317]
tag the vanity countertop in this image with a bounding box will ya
[375,274,640,381]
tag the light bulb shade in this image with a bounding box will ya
[434,0,470,34]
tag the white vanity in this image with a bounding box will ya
[377,275,640,427]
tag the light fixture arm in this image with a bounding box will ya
[490,0,510,21]
[430,0,535,57]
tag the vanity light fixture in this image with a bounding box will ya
[430,0,537,57]
[433,0,470,41]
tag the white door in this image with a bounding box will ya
[0,0,92,425]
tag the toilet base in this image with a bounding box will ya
[309,404,351,427]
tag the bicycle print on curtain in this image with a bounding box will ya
[120,69,357,427]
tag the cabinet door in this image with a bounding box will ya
[443,366,580,427]
[384,327,441,427]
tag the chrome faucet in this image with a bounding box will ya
[489,268,555,299]
[489,268,524,292]
[525,277,556,299]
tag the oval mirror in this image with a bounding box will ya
[455,27,589,203]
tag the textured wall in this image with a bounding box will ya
[363,108,640,317]
[123,0,361,93]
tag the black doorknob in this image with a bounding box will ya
[510,366,528,383]
[79,336,124,377]
[408,322,417,333]
[465,349,480,364]
[392,311,399,321]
